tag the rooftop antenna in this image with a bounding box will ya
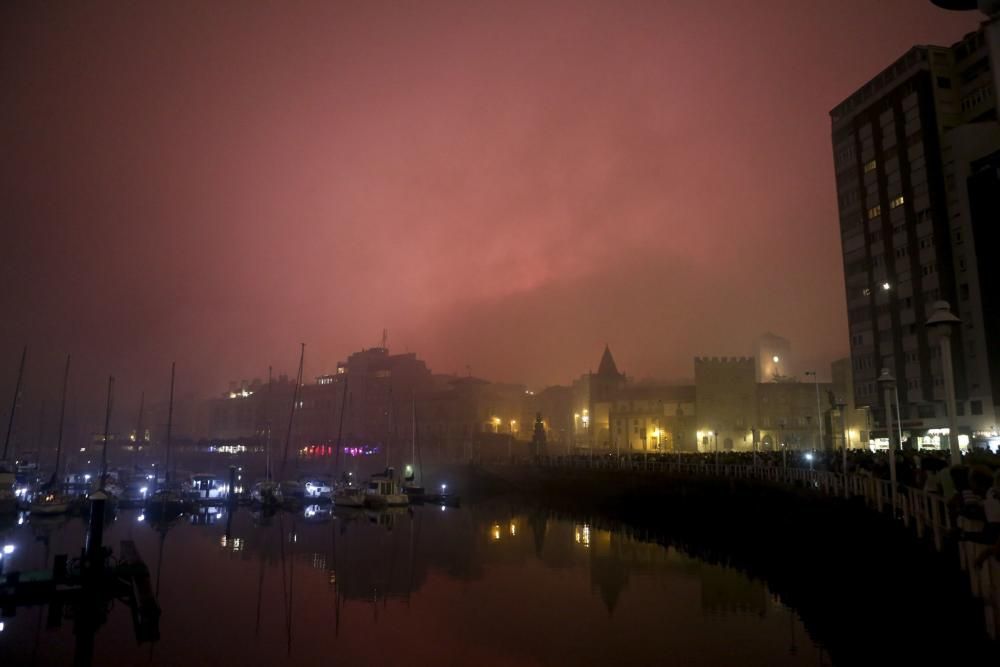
[381,328,388,351]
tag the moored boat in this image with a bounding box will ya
[251,480,283,508]
[333,484,366,508]
[29,492,71,515]
[365,473,409,508]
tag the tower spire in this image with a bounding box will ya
[597,344,620,377]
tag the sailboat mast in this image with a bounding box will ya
[385,387,393,470]
[266,365,273,481]
[413,397,423,485]
[2,345,27,461]
[331,374,348,478]
[100,375,115,490]
[280,344,305,481]
[52,354,70,483]
[165,362,175,484]
[133,391,145,471]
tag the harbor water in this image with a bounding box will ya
[0,504,828,666]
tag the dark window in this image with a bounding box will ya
[956,402,965,416]
[936,76,952,89]
[972,400,983,415]
[918,404,936,418]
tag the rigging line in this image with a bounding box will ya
[2,345,27,461]
[331,375,349,478]
[100,376,114,489]
[51,354,70,488]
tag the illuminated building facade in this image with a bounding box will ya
[755,332,792,382]
[570,345,626,452]
[830,23,1000,445]
[608,384,696,453]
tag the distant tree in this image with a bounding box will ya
[530,412,547,458]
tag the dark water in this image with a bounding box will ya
[0,505,829,666]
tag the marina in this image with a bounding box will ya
[1,500,830,666]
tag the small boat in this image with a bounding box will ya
[144,488,187,521]
[251,480,283,508]
[333,484,366,508]
[190,473,227,503]
[365,473,409,508]
[118,482,150,509]
[302,477,332,500]
[29,492,71,515]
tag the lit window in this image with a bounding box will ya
[864,160,877,173]
[890,195,905,209]
[867,205,881,220]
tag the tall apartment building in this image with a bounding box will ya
[830,23,1000,445]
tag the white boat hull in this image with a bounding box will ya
[30,501,70,515]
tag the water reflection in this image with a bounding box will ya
[0,505,828,665]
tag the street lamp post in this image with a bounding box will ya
[878,369,898,514]
[835,400,848,475]
[713,430,719,467]
[779,420,786,471]
[926,300,963,465]
[805,371,823,451]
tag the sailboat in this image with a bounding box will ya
[88,374,122,519]
[330,375,365,509]
[363,386,408,509]
[146,363,186,522]
[30,355,73,516]
[402,398,425,499]
[252,366,282,510]
[277,345,306,511]
[1,347,27,515]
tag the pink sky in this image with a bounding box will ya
[0,1,983,420]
